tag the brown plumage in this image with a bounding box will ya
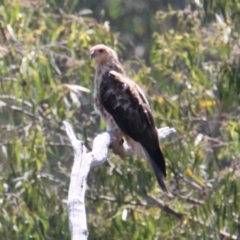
[90,44,168,192]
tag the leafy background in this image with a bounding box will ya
[0,0,239,239]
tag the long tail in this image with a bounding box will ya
[143,147,168,193]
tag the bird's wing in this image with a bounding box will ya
[100,70,159,152]
[100,70,167,187]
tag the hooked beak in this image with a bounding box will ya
[90,50,97,59]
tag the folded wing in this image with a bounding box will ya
[100,70,167,183]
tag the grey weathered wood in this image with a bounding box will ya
[63,121,176,240]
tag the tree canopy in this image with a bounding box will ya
[0,0,239,239]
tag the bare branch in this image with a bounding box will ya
[92,194,184,220]
[158,126,176,141]
[0,100,34,118]
[90,131,115,166]
[110,126,176,158]
[145,194,184,220]
[0,95,33,107]
[63,121,89,240]
[64,121,176,239]
[220,230,238,240]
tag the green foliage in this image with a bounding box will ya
[0,1,117,239]
[149,3,240,238]
[0,0,240,239]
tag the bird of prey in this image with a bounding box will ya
[90,44,168,192]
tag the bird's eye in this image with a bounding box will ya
[98,49,104,53]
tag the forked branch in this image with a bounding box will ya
[63,121,176,240]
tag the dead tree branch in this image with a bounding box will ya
[63,121,176,240]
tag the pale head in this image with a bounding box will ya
[90,44,118,66]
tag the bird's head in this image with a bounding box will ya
[90,44,118,67]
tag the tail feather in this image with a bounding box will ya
[149,157,168,193]
[143,147,168,193]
